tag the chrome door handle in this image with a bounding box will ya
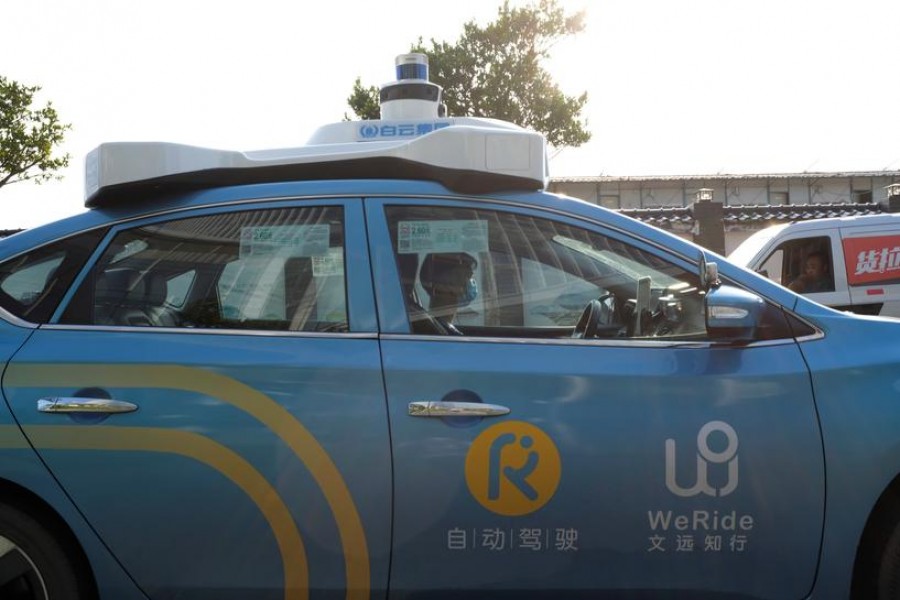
[38,397,138,414]
[408,401,510,418]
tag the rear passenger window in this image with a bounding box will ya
[0,229,107,323]
[60,206,348,332]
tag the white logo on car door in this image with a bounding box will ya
[665,421,739,498]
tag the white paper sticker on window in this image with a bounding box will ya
[312,248,344,277]
[240,225,330,259]
[397,220,488,254]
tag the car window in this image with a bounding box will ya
[759,247,784,284]
[59,206,348,332]
[385,205,710,339]
[1,254,64,304]
[0,228,107,323]
[386,205,798,341]
[766,236,835,294]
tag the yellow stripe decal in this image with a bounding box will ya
[0,425,29,448]
[27,426,308,600]
[7,364,369,600]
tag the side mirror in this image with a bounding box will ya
[705,285,765,343]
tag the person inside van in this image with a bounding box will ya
[788,250,834,294]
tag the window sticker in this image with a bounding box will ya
[312,248,344,277]
[240,225,330,259]
[397,220,488,254]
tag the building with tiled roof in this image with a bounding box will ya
[549,171,900,254]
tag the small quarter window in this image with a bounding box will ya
[0,229,107,323]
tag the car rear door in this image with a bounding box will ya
[368,197,824,600]
[2,198,391,600]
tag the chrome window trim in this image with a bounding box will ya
[0,306,38,329]
[40,323,376,339]
[378,332,797,349]
[795,329,826,343]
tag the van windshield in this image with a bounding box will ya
[728,224,788,267]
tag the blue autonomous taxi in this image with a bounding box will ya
[0,54,899,600]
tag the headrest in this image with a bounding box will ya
[143,273,168,306]
[96,268,145,303]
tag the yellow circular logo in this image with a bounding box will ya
[465,420,561,516]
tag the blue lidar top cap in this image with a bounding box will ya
[397,63,427,80]
[396,53,429,80]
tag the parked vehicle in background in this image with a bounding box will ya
[2,54,900,600]
[729,213,900,317]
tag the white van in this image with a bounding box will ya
[729,213,900,317]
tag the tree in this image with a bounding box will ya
[344,77,381,122]
[0,76,71,192]
[346,0,590,148]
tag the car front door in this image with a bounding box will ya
[368,198,824,600]
[2,199,391,600]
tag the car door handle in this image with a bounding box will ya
[37,397,139,414]
[408,401,510,417]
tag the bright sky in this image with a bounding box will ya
[3,0,899,229]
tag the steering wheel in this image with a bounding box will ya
[572,293,616,339]
[572,300,602,339]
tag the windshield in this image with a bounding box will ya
[727,224,788,267]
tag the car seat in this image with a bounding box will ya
[95,268,176,327]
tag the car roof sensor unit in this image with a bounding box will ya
[380,53,446,120]
[84,55,548,207]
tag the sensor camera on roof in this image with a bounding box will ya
[380,53,446,120]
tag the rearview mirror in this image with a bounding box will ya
[698,254,720,291]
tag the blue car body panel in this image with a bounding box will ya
[1,193,392,599]
[0,321,150,599]
[792,310,900,599]
[379,337,823,599]
[365,196,823,599]
[5,330,392,600]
